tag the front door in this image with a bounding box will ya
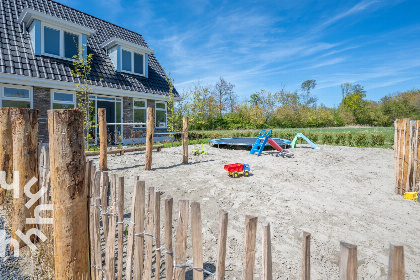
[97,100,116,143]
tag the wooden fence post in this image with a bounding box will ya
[388,244,405,280]
[165,195,174,280]
[98,108,107,171]
[101,171,109,242]
[262,221,272,280]
[394,119,400,194]
[174,198,189,280]
[48,109,88,278]
[105,174,117,280]
[117,176,124,280]
[143,187,155,279]
[339,242,357,280]
[302,232,311,280]
[155,189,161,279]
[133,180,146,280]
[145,105,155,170]
[126,180,144,280]
[11,108,38,249]
[0,107,13,205]
[216,210,228,280]
[91,171,102,280]
[242,215,258,280]
[182,117,188,164]
[191,202,204,280]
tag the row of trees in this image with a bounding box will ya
[168,77,420,131]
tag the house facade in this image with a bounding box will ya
[0,0,178,144]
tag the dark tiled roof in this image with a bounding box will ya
[0,0,178,97]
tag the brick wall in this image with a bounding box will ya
[33,86,50,142]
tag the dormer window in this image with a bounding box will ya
[100,37,153,77]
[19,8,94,60]
[121,49,144,75]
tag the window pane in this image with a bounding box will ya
[54,92,74,102]
[134,108,146,126]
[134,100,145,108]
[134,53,143,74]
[53,103,75,109]
[2,100,30,108]
[116,102,121,122]
[44,26,60,56]
[64,32,79,59]
[156,110,166,127]
[4,87,30,98]
[97,96,115,101]
[156,103,166,109]
[122,50,132,72]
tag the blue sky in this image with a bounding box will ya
[58,0,420,107]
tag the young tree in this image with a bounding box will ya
[300,79,317,107]
[71,43,98,146]
[214,77,236,116]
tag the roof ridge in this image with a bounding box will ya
[47,0,148,44]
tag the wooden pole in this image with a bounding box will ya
[143,187,155,280]
[182,117,188,164]
[402,119,410,194]
[105,174,117,280]
[165,195,174,280]
[174,198,189,280]
[416,120,420,192]
[48,109,88,279]
[0,107,13,205]
[191,202,204,280]
[133,180,146,280]
[117,176,124,280]
[397,119,404,194]
[92,171,102,280]
[216,210,228,280]
[394,119,400,194]
[302,232,311,280]
[388,244,405,280]
[145,105,155,170]
[101,172,109,242]
[11,108,38,249]
[98,108,107,171]
[242,215,258,280]
[262,221,272,280]
[339,242,357,280]
[155,189,161,279]
[126,180,143,280]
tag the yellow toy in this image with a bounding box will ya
[404,192,418,202]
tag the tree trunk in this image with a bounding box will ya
[0,108,13,205]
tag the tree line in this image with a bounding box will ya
[169,77,420,131]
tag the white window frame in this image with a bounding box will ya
[0,84,33,108]
[41,22,82,61]
[50,90,76,109]
[133,99,147,128]
[155,101,167,129]
[120,47,145,76]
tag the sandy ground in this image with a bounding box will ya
[91,143,420,280]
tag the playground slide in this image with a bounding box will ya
[261,138,284,152]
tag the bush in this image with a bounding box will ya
[322,133,333,144]
[371,134,385,146]
[334,133,347,145]
[354,133,369,146]
[306,132,319,143]
[347,133,354,146]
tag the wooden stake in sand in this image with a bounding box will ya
[191,202,204,280]
[48,109,88,279]
[388,244,405,280]
[98,108,107,171]
[11,108,38,249]
[302,232,311,280]
[242,215,258,280]
[174,198,189,280]
[339,242,357,280]
[0,107,13,205]
[145,105,155,171]
[165,195,174,280]
[262,221,273,280]
[183,117,189,164]
[216,210,228,280]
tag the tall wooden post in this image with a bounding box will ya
[339,242,357,280]
[302,232,311,280]
[48,109,88,279]
[10,108,38,248]
[182,117,188,164]
[0,108,13,205]
[242,215,258,280]
[216,210,228,280]
[262,221,272,280]
[98,108,107,171]
[388,244,405,280]
[145,105,154,170]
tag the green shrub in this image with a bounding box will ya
[306,132,319,143]
[371,134,385,146]
[347,133,354,146]
[354,133,369,146]
[334,133,347,145]
[322,133,333,144]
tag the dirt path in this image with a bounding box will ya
[92,144,420,279]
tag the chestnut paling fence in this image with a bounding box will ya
[1,107,407,280]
